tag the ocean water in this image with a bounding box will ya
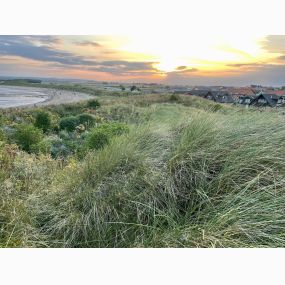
[0,86,49,108]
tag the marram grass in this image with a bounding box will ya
[1,97,285,247]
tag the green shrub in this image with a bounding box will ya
[0,114,4,125]
[86,122,129,150]
[77,113,96,127]
[87,99,100,109]
[0,129,6,142]
[13,124,43,152]
[34,111,51,133]
[30,137,53,154]
[59,116,79,132]
[169,94,180,102]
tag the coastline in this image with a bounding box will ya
[0,85,93,109]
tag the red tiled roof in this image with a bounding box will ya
[264,90,285,96]
[226,87,256,97]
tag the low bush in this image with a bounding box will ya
[59,116,79,132]
[87,99,100,109]
[34,111,52,133]
[86,122,129,150]
[169,94,180,102]
[77,113,96,127]
[30,137,53,155]
[0,128,6,142]
[13,124,43,152]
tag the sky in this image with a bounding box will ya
[1,35,285,86]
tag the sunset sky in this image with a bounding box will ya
[1,35,285,86]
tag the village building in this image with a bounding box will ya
[239,95,254,105]
[277,95,285,106]
[187,89,212,97]
[226,87,258,103]
[210,91,234,103]
[249,93,279,107]
[261,89,285,97]
[188,89,234,103]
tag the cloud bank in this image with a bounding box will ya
[1,35,285,85]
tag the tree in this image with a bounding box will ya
[34,111,51,133]
[130,85,137,92]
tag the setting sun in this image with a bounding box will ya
[0,34,285,85]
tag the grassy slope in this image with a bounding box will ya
[1,94,285,247]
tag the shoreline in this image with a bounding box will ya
[0,85,93,109]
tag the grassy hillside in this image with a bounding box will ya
[1,93,285,247]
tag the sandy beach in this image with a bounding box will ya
[0,86,93,108]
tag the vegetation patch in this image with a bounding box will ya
[1,92,285,247]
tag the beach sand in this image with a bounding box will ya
[0,86,93,108]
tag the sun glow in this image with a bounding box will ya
[112,33,269,74]
[55,32,277,77]
[153,58,188,72]
[0,33,282,84]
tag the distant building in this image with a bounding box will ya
[172,87,191,94]
[226,87,257,102]
[238,95,255,105]
[187,89,212,97]
[250,93,279,107]
[210,91,234,103]
[188,89,234,103]
[277,95,285,106]
[262,90,285,97]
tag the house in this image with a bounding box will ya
[226,87,257,103]
[249,93,279,107]
[277,95,285,106]
[188,89,234,103]
[262,89,285,97]
[239,95,255,105]
[187,89,212,97]
[259,90,285,106]
[210,91,234,103]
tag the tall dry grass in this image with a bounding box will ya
[1,96,285,247]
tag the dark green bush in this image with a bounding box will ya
[0,126,6,141]
[34,111,51,133]
[13,124,43,152]
[86,122,129,150]
[59,116,79,132]
[169,94,180,102]
[87,99,100,109]
[77,113,96,127]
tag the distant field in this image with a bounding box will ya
[1,91,285,247]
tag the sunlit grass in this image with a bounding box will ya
[1,94,285,247]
